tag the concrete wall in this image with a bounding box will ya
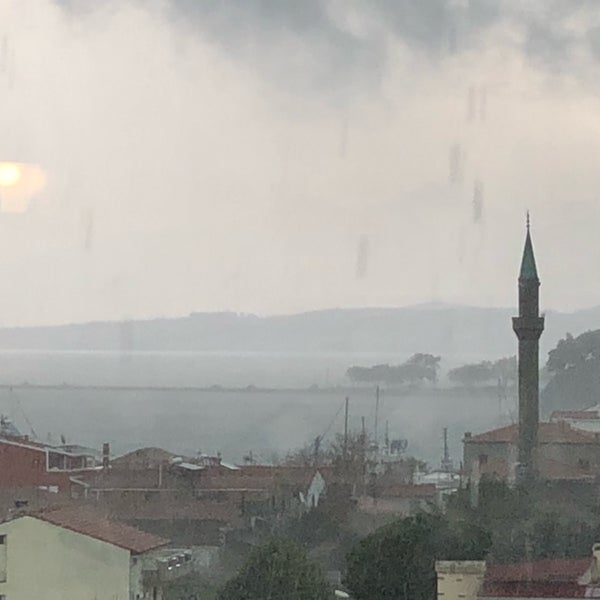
[0,442,70,491]
[0,516,132,600]
[540,442,600,471]
[463,442,511,477]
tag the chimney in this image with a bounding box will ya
[464,432,472,440]
[102,443,110,469]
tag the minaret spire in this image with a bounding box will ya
[512,215,544,483]
[520,213,539,282]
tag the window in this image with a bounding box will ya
[0,534,6,583]
[478,454,488,466]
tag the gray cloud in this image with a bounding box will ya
[0,0,600,326]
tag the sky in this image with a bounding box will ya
[1,0,600,325]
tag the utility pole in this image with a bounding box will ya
[313,436,321,467]
[374,386,380,448]
[343,396,349,464]
[442,427,450,471]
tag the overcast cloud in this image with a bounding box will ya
[0,0,600,325]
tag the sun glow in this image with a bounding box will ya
[0,162,47,213]
[0,162,22,187]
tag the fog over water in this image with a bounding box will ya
[0,349,511,465]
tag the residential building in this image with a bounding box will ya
[0,506,173,599]
[0,436,100,494]
[111,447,177,471]
[435,545,600,599]
[463,423,600,485]
[481,558,591,598]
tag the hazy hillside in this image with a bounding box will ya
[0,304,598,361]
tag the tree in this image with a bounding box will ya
[400,353,441,384]
[447,356,516,388]
[217,539,332,600]
[163,573,217,600]
[448,361,493,386]
[543,330,600,412]
[492,356,517,388]
[346,354,441,386]
[446,479,600,564]
[344,513,491,600]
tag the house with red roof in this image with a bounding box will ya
[436,546,600,599]
[0,506,194,599]
[463,422,600,485]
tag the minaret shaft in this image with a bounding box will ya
[512,223,544,478]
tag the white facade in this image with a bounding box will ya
[435,560,486,600]
[0,515,135,600]
[300,470,326,508]
[0,514,179,600]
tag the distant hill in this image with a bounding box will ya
[0,305,598,361]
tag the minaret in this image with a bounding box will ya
[512,214,544,480]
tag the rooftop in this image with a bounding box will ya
[486,558,591,583]
[551,408,600,421]
[111,447,178,469]
[379,483,437,499]
[32,507,169,553]
[465,423,599,445]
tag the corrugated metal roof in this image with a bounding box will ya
[175,462,204,471]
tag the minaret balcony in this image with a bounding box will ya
[512,316,545,341]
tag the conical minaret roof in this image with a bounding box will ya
[519,214,539,281]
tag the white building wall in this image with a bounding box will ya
[306,471,326,508]
[435,560,486,600]
[0,516,132,600]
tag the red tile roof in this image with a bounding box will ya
[111,447,178,469]
[466,423,599,445]
[110,499,242,524]
[379,484,437,499]
[33,507,169,554]
[486,558,591,583]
